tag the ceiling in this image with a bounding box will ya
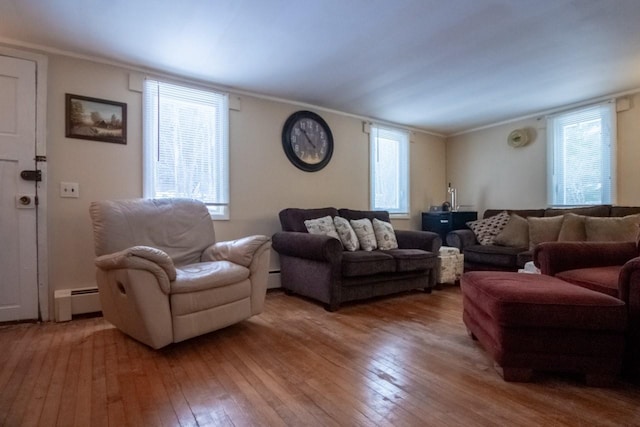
[1,0,640,135]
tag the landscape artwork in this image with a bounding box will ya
[65,94,127,144]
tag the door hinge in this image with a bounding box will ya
[35,155,47,162]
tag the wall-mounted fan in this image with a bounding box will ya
[507,128,529,148]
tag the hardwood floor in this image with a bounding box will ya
[1,286,639,426]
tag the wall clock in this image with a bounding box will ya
[281,110,333,172]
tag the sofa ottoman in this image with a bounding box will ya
[461,271,627,385]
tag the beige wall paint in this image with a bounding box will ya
[446,94,640,216]
[45,54,446,300]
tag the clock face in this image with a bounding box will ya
[282,111,333,172]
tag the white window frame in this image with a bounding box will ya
[369,124,410,217]
[143,79,230,219]
[547,101,616,207]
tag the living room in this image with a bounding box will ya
[1,1,640,425]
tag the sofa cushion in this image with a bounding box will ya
[610,206,640,217]
[464,244,523,269]
[483,209,544,219]
[494,214,529,248]
[386,249,437,272]
[304,215,340,240]
[372,218,398,250]
[341,250,395,277]
[544,205,611,217]
[556,266,622,298]
[338,208,390,223]
[333,216,360,251]
[350,218,378,251]
[528,215,564,250]
[558,213,587,241]
[585,214,640,242]
[466,211,510,245]
[279,207,339,232]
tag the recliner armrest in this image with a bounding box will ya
[272,231,343,263]
[201,235,271,267]
[94,245,175,293]
[619,256,640,306]
[445,229,477,251]
[534,241,638,276]
[394,230,441,252]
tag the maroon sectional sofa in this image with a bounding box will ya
[461,271,627,385]
[534,241,640,381]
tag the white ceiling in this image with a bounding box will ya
[1,0,640,135]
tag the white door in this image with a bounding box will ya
[0,55,38,321]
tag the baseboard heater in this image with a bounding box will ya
[267,270,281,289]
[54,286,101,322]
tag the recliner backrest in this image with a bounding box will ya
[90,198,215,266]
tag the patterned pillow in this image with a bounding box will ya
[333,216,360,251]
[466,211,510,246]
[304,215,340,240]
[350,218,377,251]
[372,218,398,250]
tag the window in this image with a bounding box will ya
[547,102,616,206]
[369,125,410,215]
[143,80,229,219]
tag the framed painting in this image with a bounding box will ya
[65,94,127,144]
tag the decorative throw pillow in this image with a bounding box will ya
[304,215,340,240]
[372,218,399,250]
[333,216,360,251]
[466,211,510,246]
[350,218,377,251]
[528,215,564,250]
[494,213,529,248]
[557,213,587,241]
[585,214,640,242]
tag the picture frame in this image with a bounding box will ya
[65,94,127,144]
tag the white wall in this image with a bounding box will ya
[446,95,640,215]
[45,54,447,303]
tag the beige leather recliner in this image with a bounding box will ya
[89,198,271,349]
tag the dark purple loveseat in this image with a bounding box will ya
[272,207,441,311]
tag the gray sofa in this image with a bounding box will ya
[446,205,640,272]
[272,207,441,311]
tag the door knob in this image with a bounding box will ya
[19,196,31,205]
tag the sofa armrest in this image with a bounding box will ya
[445,229,477,251]
[618,256,640,306]
[272,231,343,263]
[534,241,638,276]
[395,230,441,252]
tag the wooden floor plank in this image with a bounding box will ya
[1,287,639,427]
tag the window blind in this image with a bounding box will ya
[143,80,229,218]
[547,102,615,206]
[370,125,410,215]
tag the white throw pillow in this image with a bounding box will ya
[333,216,360,251]
[372,218,398,250]
[350,218,377,251]
[304,215,340,240]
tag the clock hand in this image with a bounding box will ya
[300,128,317,149]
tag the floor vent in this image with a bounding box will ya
[54,287,101,322]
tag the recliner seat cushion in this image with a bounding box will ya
[172,261,250,293]
[341,251,395,277]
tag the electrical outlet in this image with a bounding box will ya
[60,182,79,198]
